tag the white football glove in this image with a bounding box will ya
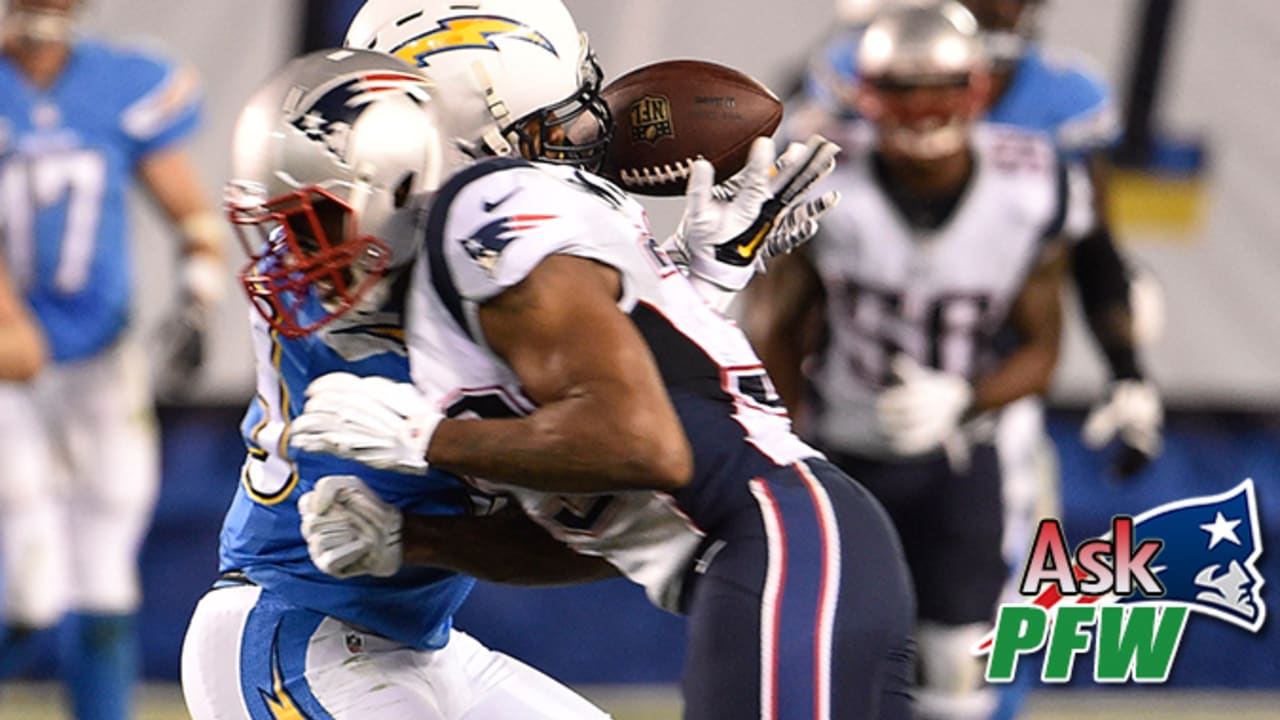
[877,355,974,457]
[299,475,403,578]
[290,372,441,474]
[1081,379,1163,478]
[667,134,841,296]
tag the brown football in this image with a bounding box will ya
[597,59,783,196]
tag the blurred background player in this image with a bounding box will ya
[790,0,1163,479]
[181,46,617,720]
[954,0,1163,484]
[0,254,46,381]
[749,3,1096,718]
[0,0,225,717]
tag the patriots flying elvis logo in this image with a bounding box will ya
[461,215,556,275]
[291,72,429,163]
[980,479,1266,683]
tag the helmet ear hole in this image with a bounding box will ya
[392,172,416,209]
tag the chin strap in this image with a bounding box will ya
[471,61,516,157]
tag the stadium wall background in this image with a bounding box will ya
[2,0,1275,693]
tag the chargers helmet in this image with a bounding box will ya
[344,0,611,171]
[856,1,989,159]
[226,48,456,337]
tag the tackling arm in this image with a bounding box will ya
[426,254,694,493]
[971,240,1069,412]
[401,504,619,586]
[299,475,617,584]
[0,256,47,381]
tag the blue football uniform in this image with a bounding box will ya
[0,39,200,361]
[186,266,612,720]
[218,272,476,651]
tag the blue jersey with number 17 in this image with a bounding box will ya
[0,39,200,361]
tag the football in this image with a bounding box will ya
[597,59,784,196]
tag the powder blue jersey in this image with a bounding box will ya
[219,271,476,651]
[0,39,202,361]
[987,48,1119,157]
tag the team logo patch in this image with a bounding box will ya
[290,71,429,163]
[461,214,556,275]
[628,95,674,144]
[980,479,1266,683]
[390,15,558,67]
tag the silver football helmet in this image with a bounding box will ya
[227,48,458,338]
[857,1,989,159]
[344,0,611,170]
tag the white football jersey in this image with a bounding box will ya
[406,158,818,611]
[807,124,1093,459]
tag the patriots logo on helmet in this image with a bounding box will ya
[390,15,558,67]
[461,214,556,275]
[291,72,429,163]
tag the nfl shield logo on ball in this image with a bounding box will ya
[629,95,673,144]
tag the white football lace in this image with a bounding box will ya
[619,158,694,188]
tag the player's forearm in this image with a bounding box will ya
[0,324,46,381]
[759,337,808,420]
[1072,226,1143,380]
[0,292,48,381]
[972,345,1058,413]
[428,388,692,494]
[402,508,618,586]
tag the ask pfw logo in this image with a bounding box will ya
[977,479,1266,684]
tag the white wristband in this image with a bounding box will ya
[182,253,225,308]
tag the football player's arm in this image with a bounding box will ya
[427,254,694,493]
[971,240,1069,412]
[0,257,47,381]
[744,249,827,421]
[1071,153,1145,381]
[137,147,227,307]
[401,504,619,586]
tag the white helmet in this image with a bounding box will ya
[227,48,456,337]
[3,0,81,44]
[857,1,989,159]
[344,0,611,170]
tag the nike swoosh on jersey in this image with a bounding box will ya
[483,188,522,212]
